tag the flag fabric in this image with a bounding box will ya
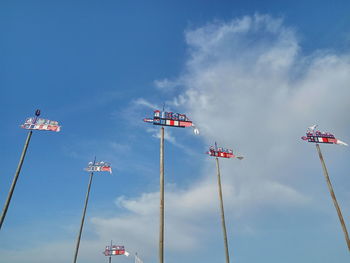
[101,166,112,173]
[104,246,110,256]
[208,148,235,158]
[336,139,348,146]
[301,126,348,146]
[21,117,61,132]
[103,245,125,256]
[85,161,112,174]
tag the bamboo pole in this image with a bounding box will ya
[73,172,94,263]
[215,157,231,263]
[159,127,164,263]
[316,144,350,251]
[109,240,112,263]
[0,130,33,230]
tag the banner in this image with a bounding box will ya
[21,117,61,132]
[85,161,112,174]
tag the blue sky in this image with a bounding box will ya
[1,1,350,262]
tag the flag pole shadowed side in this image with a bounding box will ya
[73,172,94,263]
[316,144,350,251]
[159,127,165,263]
[216,157,231,263]
[0,130,33,230]
[109,240,112,263]
[1,109,61,230]
[143,109,198,263]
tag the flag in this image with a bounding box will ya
[85,162,112,173]
[21,117,61,132]
[101,166,112,174]
[103,246,110,256]
[336,139,348,146]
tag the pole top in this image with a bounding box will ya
[35,109,41,117]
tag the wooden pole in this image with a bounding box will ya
[215,157,231,263]
[159,127,165,263]
[316,144,350,251]
[109,240,112,263]
[73,172,94,263]
[0,130,33,230]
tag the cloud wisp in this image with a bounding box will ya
[90,14,350,262]
[85,14,350,262]
[5,14,350,263]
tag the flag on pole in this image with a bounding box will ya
[21,117,61,132]
[104,246,110,256]
[85,161,112,174]
[301,125,348,146]
[143,109,199,134]
[103,245,126,256]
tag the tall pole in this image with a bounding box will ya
[215,157,231,263]
[315,144,350,251]
[0,130,33,230]
[73,172,94,263]
[159,127,164,263]
[109,240,112,263]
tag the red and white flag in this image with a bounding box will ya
[85,161,112,174]
[21,117,61,132]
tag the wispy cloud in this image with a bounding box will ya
[91,14,350,260]
[146,127,177,145]
[133,98,160,109]
[4,14,350,263]
[154,78,181,91]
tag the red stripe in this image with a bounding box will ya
[179,121,192,127]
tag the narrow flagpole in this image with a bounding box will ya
[159,127,164,263]
[109,240,112,263]
[315,144,350,251]
[0,130,33,230]
[215,157,231,263]
[73,172,94,263]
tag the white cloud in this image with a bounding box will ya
[109,14,349,258]
[146,127,177,145]
[86,14,350,261]
[133,98,160,110]
[4,14,350,263]
[154,78,181,90]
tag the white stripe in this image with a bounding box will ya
[336,139,348,146]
